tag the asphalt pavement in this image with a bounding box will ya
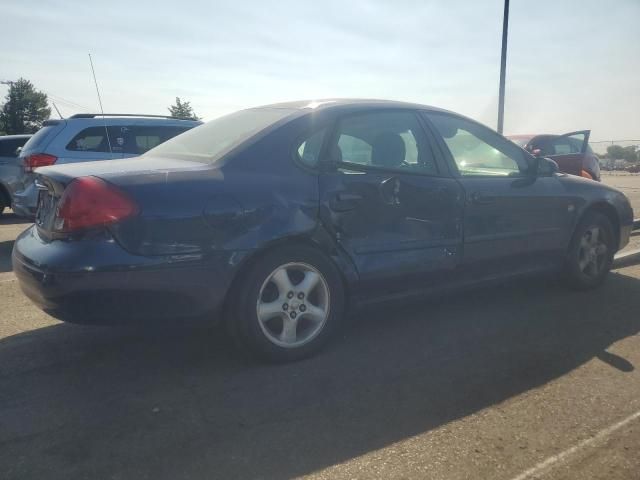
[1,175,640,479]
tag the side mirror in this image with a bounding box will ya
[536,156,559,176]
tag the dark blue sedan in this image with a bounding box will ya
[12,100,634,361]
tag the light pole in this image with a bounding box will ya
[497,0,509,134]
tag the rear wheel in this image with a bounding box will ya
[228,246,345,362]
[564,212,615,289]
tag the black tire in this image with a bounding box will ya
[564,212,615,290]
[0,195,6,216]
[228,245,345,362]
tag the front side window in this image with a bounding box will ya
[332,111,437,175]
[529,133,586,157]
[426,113,528,177]
[548,133,586,156]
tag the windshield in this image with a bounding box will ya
[146,108,296,164]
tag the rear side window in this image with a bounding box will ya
[126,126,191,154]
[0,138,28,157]
[66,125,193,155]
[296,129,326,167]
[66,126,124,153]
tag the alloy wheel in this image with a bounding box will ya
[256,262,330,348]
[577,226,608,278]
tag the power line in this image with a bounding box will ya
[46,93,90,111]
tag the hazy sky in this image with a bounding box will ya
[2,0,639,141]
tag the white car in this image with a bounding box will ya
[12,114,201,217]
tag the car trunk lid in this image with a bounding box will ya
[33,156,210,238]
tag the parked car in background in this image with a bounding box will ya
[12,100,634,362]
[12,114,201,217]
[614,159,629,171]
[625,164,640,173]
[0,134,32,216]
[508,130,600,181]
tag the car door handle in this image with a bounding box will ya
[330,192,363,212]
[470,192,496,205]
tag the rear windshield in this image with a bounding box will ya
[21,124,59,154]
[146,108,296,164]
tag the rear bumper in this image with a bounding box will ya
[12,226,245,325]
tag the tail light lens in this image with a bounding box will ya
[24,153,57,172]
[55,177,139,232]
[581,169,594,180]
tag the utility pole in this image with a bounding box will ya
[497,0,509,134]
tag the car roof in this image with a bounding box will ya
[256,98,453,113]
[66,116,201,126]
[41,116,202,128]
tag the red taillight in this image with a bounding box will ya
[24,153,57,172]
[581,169,594,180]
[55,177,139,232]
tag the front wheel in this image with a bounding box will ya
[564,212,615,290]
[228,246,345,362]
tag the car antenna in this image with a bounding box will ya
[52,102,64,119]
[88,53,113,155]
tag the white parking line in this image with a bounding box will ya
[509,410,640,480]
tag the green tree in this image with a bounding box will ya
[168,97,200,120]
[607,144,626,160]
[0,78,51,134]
[622,146,638,163]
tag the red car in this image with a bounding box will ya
[508,130,600,181]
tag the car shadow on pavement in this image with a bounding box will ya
[1,272,640,479]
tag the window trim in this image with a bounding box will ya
[421,111,536,179]
[326,108,445,178]
[290,122,334,173]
